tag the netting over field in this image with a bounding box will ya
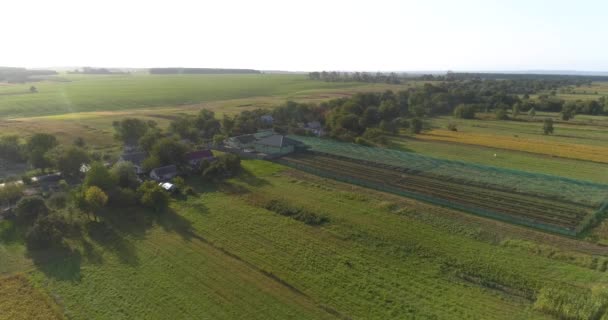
[290,136,608,209]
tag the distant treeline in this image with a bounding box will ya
[446,72,608,83]
[0,67,57,83]
[308,71,404,84]
[68,67,128,75]
[149,68,261,75]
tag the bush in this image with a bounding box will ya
[264,199,328,226]
[447,123,458,131]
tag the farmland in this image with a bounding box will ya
[0,74,412,118]
[280,147,607,235]
[2,74,608,319]
[3,160,608,319]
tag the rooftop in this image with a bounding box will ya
[254,134,299,148]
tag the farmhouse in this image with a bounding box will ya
[119,152,148,174]
[186,149,214,166]
[150,165,178,181]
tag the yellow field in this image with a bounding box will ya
[417,129,608,164]
[0,274,63,320]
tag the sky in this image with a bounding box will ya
[2,0,607,71]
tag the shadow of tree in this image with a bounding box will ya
[27,244,82,281]
[87,221,139,266]
[238,168,271,187]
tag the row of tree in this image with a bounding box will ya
[308,71,404,84]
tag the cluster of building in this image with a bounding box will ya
[119,149,214,183]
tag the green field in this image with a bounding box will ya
[3,160,608,319]
[0,74,409,118]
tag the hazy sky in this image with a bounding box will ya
[3,0,607,71]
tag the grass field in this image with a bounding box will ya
[2,160,608,319]
[0,74,410,118]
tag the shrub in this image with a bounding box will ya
[447,123,458,131]
[264,199,328,226]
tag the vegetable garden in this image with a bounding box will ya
[283,136,608,236]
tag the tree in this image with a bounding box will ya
[85,186,108,221]
[512,103,521,118]
[26,214,68,250]
[528,107,536,119]
[113,118,149,145]
[138,129,163,153]
[409,118,423,134]
[561,102,577,121]
[52,146,90,178]
[29,86,38,93]
[137,181,169,212]
[543,118,554,135]
[83,162,116,191]
[26,133,58,154]
[26,133,58,169]
[0,183,24,207]
[0,135,24,162]
[194,109,221,139]
[453,104,476,119]
[150,138,188,166]
[15,196,49,223]
[169,116,197,140]
[111,161,139,189]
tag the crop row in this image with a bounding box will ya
[282,153,593,231]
